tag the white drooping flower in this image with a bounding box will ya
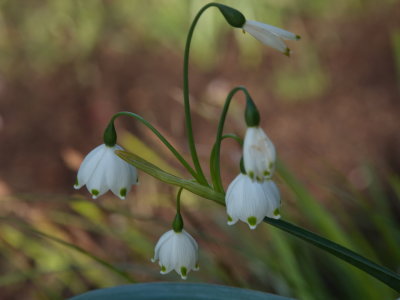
[226,173,281,230]
[74,144,138,200]
[151,229,199,280]
[243,127,276,181]
[242,20,300,55]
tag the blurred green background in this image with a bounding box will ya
[0,0,399,299]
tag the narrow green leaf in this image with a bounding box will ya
[116,151,400,292]
[116,151,224,205]
[0,217,135,284]
[263,218,400,292]
[30,229,135,283]
[70,282,293,300]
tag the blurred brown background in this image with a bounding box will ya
[0,0,399,299]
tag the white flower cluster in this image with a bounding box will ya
[72,10,294,281]
[226,127,281,230]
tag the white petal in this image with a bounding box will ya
[241,179,269,228]
[85,166,108,199]
[225,174,280,229]
[153,230,174,262]
[225,174,242,205]
[155,230,198,279]
[226,174,246,220]
[243,21,288,53]
[74,143,138,200]
[263,180,281,219]
[246,20,299,40]
[105,145,137,199]
[243,127,276,181]
[182,230,199,252]
[227,175,268,226]
[75,144,107,189]
[85,149,114,198]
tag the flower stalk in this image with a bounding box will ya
[210,86,252,193]
[73,1,400,291]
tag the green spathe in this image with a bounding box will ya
[172,212,184,233]
[245,97,260,127]
[215,3,246,28]
[103,121,117,147]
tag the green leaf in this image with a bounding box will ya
[116,151,224,205]
[70,282,293,300]
[116,150,400,292]
[263,218,400,292]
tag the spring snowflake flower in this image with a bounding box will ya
[151,229,199,279]
[243,127,276,181]
[74,144,138,200]
[226,173,281,230]
[243,20,300,56]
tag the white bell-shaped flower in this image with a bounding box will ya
[74,144,138,200]
[151,229,199,279]
[226,173,281,230]
[243,127,276,181]
[242,20,300,55]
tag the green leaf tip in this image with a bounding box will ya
[215,3,246,28]
[91,189,99,196]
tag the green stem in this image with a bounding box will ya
[182,3,224,186]
[209,133,243,192]
[220,133,243,146]
[172,188,184,232]
[110,112,199,181]
[211,86,251,193]
[176,187,183,214]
